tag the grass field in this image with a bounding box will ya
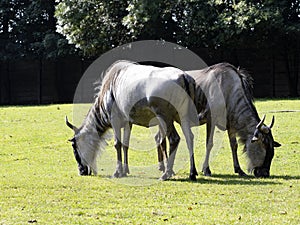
[0,99,299,224]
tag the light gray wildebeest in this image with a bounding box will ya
[66,60,199,181]
[157,63,281,178]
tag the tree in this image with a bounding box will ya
[123,0,183,42]
[55,0,129,57]
[0,0,76,60]
[123,0,277,49]
[55,0,299,53]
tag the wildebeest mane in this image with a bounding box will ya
[235,66,259,119]
[95,60,138,100]
[206,62,255,103]
[93,60,138,128]
[234,65,260,145]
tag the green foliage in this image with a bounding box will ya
[123,0,179,41]
[55,0,300,56]
[0,100,299,224]
[2,0,299,59]
[55,0,129,56]
[0,0,76,60]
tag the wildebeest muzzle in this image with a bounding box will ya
[78,164,91,176]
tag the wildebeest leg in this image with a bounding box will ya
[122,122,132,176]
[228,130,247,176]
[155,131,167,172]
[160,123,178,180]
[181,120,198,181]
[113,127,123,178]
[202,120,214,176]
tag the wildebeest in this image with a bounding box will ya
[66,60,198,181]
[157,63,281,178]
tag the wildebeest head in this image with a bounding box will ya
[66,116,91,176]
[247,115,281,178]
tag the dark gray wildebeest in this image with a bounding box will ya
[66,60,199,181]
[157,63,281,178]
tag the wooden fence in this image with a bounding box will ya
[0,49,299,105]
[0,57,92,104]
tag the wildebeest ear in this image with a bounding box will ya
[274,141,281,147]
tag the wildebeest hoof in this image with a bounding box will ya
[121,172,128,177]
[159,170,174,181]
[189,174,197,181]
[189,168,198,181]
[123,166,130,175]
[203,167,212,176]
[238,170,248,177]
[159,173,169,181]
[234,167,247,177]
[112,170,123,178]
[122,170,129,177]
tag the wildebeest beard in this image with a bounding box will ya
[246,132,276,178]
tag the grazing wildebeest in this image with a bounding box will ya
[66,60,198,181]
[157,63,281,178]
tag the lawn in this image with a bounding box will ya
[0,99,299,224]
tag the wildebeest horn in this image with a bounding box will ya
[268,116,275,129]
[65,116,78,132]
[256,114,266,129]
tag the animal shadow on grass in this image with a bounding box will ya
[95,173,299,185]
[267,175,300,180]
[171,173,282,185]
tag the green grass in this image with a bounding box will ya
[0,99,299,224]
